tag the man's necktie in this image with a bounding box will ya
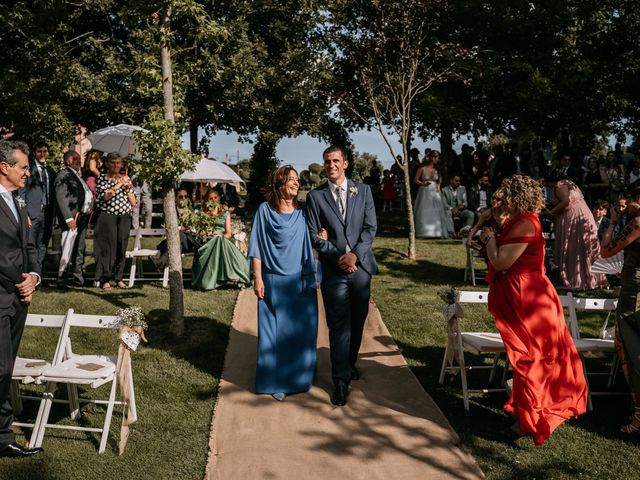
[40,166,49,205]
[335,186,345,218]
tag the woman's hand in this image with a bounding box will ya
[481,226,495,243]
[254,277,265,299]
[317,228,328,240]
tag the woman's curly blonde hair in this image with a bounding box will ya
[496,175,545,214]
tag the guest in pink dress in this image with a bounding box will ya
[546,178,608,290]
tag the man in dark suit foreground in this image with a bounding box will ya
[0,141,43,457]
[306,146,377,406]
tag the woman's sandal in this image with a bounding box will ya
[101,282,112,291]
[620,407,640,435]
[116,281,129,289]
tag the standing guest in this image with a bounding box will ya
[605,151,626,203]
[441,174,475,236]
[408,148,421,200]
[54,150,94,289]
[413,150,452,238]
[600,181,640,434]
[0,140,43,457]
[582,156,609,208]
[131,177,153,229]
[191,189,250,290]
[466,191,508,264]
[82,149,103,197]
[546,177,608,290]
[23,141,56,275]
[481,175,588,445]
[306,146,377,406]
[94,152,136,290]
[248,166,319,401]
[379,169,397,212]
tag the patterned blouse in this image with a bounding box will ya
[96,174,133,215]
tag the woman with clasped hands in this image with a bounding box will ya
[94,152,137,290]
[481,175,587,445]
[248,166,321,402]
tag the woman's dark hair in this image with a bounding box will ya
[265,165,299,212]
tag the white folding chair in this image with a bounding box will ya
[438,290,507,412]
[10,311,72,428]
[125,227,166,287]
[30,313,136,453]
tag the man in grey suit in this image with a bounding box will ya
[0,141,43,457]
[54,150,94,289]
[306,146,377,406]
[441,174,474,236]
[23,141,56,275]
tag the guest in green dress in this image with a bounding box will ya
[192,190,250,290]
[601,180,640,435]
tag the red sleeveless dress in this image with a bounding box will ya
[487,213,588,445]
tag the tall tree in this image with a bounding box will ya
[327,0,472,259]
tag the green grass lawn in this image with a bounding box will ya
[2,213,639,479]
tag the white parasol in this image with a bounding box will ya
[180,157,245,184]
[87,124,149,158]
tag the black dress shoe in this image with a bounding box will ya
[350,367,360,381]
[0,443,44,458]
[331,383,349,406]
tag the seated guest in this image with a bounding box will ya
[592,199,610,241]
[468,174,492,215]
[54,151,94,289]
[191,189,250,290]
[215,182,242,216]
[151,188,199,272]
[441,174,475,236]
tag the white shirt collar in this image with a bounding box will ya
[328,177,348,191]
[0,184,9,194]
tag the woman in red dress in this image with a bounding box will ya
[480,175,588,445]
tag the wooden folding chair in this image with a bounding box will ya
[30,312,136,453]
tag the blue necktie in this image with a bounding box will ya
[1,192,19,222]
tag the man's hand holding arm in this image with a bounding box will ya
[306,192,342,264]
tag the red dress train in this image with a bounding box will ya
[487,213,588,445]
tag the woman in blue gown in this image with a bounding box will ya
[248,166,319,401]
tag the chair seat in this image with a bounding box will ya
[41,355,116,380]
[126,248,159,257]
[573,338,615,352]
[461,332,505,354]
[13,357,51,377]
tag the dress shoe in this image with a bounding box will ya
[331,383,348,406]
[0,442,44,458]
[56,281,69,291]
[350,367,360,381]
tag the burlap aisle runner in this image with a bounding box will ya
[205,290,484,480]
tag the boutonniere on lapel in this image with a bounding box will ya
[16,196,26,209]
[348,186,358,198]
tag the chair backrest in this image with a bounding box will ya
[131,227,167,250]
[457,290,489,304]
[25,313,69,328]
[572,297,618,311]
[58,313,121,361]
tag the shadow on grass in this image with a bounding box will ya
[376,246,465,285]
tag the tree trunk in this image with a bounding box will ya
[400,154,416,260]
[189,121,199,154]
[161,6,184,339]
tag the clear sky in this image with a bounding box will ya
[182,128,476,171]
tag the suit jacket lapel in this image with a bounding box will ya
[0,194,19,228]
[345,179,356,226]
[323,184,345,226]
